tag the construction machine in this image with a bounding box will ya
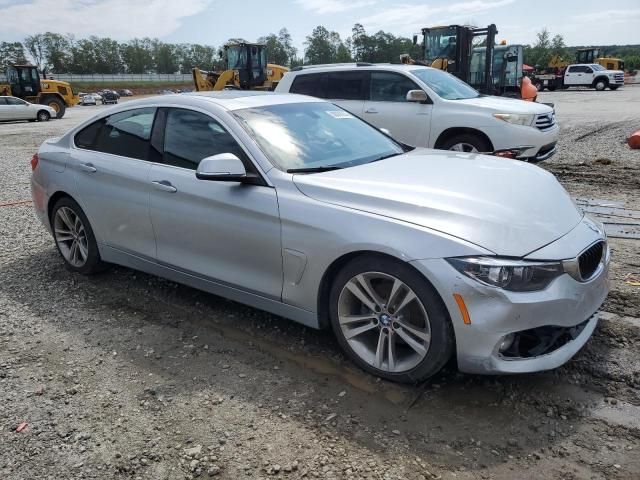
[575,48,624,71]
[192,43,288,92]
[402,24,537,101]
[0,65,78,118]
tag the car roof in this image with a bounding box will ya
[289,63,431,74]
[113,91,323,112]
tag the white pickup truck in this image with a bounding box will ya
[536,63,624,91]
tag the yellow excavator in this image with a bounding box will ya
[192,43,288,92]
[0,64,78,118]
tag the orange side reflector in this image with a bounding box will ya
[453,293,471,325]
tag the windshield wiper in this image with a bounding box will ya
[287,166,343,173]
[369,152,401,163]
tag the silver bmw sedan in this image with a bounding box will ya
[31,91,609,383]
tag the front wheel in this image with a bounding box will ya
[329,255,455,383]
[51,197,106,274]
[440,133,490,154]
[37,110,50,122]
[42,96,66,118]
[594,79,607,91]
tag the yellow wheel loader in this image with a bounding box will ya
[192,43,288,92]
[0,65,78,118]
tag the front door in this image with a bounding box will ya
[361,71,432,148]
[71,107,158,258]
[148,107,282,299]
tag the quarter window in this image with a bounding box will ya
[370,72,419,102]
[163,108,249,170]
[326,72,367,100]
[74,108,156,160]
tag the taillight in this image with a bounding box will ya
[31,153,39,171]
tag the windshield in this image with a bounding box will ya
[233,102,405,172]
[411,68,479,100]
[424,26,458,62]
[591,64,605,71]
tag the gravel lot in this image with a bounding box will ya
[1,89,640,480]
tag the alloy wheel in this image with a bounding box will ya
[54,206,89,268]
[448,142,479,153]
[337,272,432,373]
[38,111,49,121]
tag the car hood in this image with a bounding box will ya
[453,95,552,114]
[292,149,582,257]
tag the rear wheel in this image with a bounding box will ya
[42,96,66,118]
[329,255,454,383]
[37,110,50,122]
[51,197,106,274]
[440,133,491,154]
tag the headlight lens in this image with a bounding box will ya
[493,113,535,126]
[447,257,564,292]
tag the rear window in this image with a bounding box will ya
[74,108,156,161]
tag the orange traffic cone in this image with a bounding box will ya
[629,130,640,149]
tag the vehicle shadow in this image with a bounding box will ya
[0,247,616,471]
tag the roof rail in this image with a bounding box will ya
[290,62,374,71]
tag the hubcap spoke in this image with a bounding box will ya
[393,289,417,314]
[345,278,378,313]
[344,322,378,340]
[374,330,387,368]
[395,328,428,356]
[58,208,75,231]
[55,228,74,242]
[339,314,377,325]
[387,334,396,370]
[396,320,431,342]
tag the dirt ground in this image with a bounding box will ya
[1,88,639,480]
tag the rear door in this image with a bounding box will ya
[325,71,367,118]
[71,107,158,258]
[148,107,282,299]
[361,71,432,147]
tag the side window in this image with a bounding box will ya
[370,72,420,102]
[6,97,26,105]
[289,73,327,98]
[0,98,8,105]
[584,67,593,73]
[163,108,249,170]
[75,108,156,160]
[567,66,579,73]
[326,72,367,100]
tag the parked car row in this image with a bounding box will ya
[31,87,608,383]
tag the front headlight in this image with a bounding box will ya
[493,113,535,126]
[447,257,564,292]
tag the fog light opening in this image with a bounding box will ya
[498,333,515,353]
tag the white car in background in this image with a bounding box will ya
[276,64,559,162]
[0,96,56,122]
[81,94,97,106]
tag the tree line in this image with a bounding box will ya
[1,26,638,75]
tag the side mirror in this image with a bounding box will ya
[412,34,418,45]
[196,153,247,181]
[406,89,428,103]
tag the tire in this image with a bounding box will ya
[329,255,455,383]
[440,133,491,154]
[42,96,66,119]
[609,85,619,91]
[51,197,106,275]
[594,79,607,91]
[37,110,50,122]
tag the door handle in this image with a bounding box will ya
[79,162,97,173]
[152,180,177,193]
[364,108,378,114]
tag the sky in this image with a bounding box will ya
[1,0,639,54]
